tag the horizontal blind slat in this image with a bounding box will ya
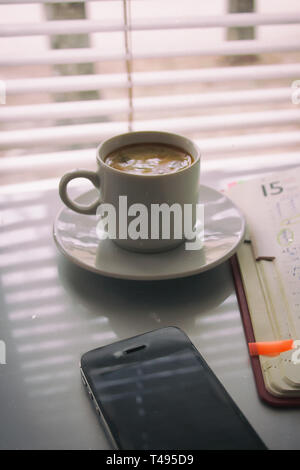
[0,88,292,122]
[1,41,300,66]
[2,14,300,37]
[1,109,299,148]
[200,132,300,154]
[6,63,300,94]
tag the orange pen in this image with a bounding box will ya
[248,339,294,357]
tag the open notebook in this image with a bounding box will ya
[227,166,300,401]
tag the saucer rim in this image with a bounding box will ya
[53,184,246,281]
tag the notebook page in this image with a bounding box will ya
[228,166,300,337]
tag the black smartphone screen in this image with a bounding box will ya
[80,327,266,450]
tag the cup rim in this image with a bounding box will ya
[96,131,200,178]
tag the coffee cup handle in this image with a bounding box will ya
[59,169,101,215]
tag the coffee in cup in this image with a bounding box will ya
[105,143,193,175]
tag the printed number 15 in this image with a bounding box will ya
[261,181,283,197]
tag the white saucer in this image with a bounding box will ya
[53,185,245,280]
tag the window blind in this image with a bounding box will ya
[0,0,299,178]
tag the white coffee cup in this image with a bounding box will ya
[59,131,201,253]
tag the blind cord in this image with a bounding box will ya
[123,0,134,132]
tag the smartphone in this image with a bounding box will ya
[80,327,266,450]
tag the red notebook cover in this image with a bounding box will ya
[230,254,300,408]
